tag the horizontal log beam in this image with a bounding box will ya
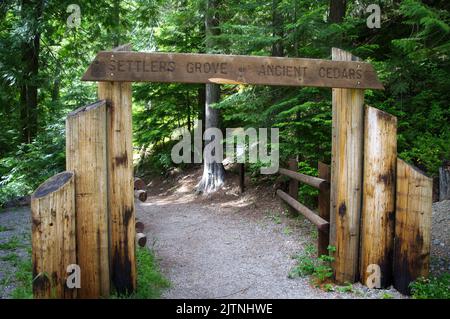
[276,189,329,232]
[278,168,330,191]
[82,51,384,90]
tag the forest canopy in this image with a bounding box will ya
[0,0,449,204]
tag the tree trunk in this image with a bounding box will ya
[19,0,42,144]
[197,0,225,194]
[329,0,346,23]
[439,160,450,201]
[271,0,284,57]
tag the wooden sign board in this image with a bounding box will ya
[82,51,384,89]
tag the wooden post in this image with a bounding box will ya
[318,162,331,257]
[134,190,148,202]
[288,159,299,216]
[31,171,76,299]
[393,159,433,295]
[66,101,110,298]
[98,45,136,294]
[134,177,146,191]
[360,106,397,288]
[330,48,365,284]
[239,163,245,194]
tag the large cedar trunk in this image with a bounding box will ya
[328,0,346,23]
[197,0,225,194]
[271,0,284,57]
[197,83,225,193]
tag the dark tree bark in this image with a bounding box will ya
[197,0,225,193]
[19,0,43,144]
[439,160,450,201]
[271,0,284,57]
[113,0,121,47]
[328,0,347,23]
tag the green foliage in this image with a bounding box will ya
[289,245,335,287]
[0,0,449,205]
[112,247,170,299]
[11,257,33,299]
[0,122,65,206]
[410,274,450,299]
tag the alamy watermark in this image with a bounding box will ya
[366,4,381,29]
[171,120,279,174]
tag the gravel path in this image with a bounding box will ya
[136,181,404,299]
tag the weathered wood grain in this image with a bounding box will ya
[98,80,136,295]
[318,162,331,258]
[82,51,384,89]
[276,189,329,232]
[287,159,299,216]
[393,159,433,295]
[66,100,110,298]
[329,48,365,284]
[279,168,329,191]
[31,171,76,299]
[360,106,397,288]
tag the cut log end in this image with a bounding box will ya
[136,233,147,247]
[134,190,147,202]
[33,171,74,199]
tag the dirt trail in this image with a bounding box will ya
[136,169,404,299]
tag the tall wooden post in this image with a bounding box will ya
[360,106,397,288]
[97,44,136,295]
[31,171,76,299]
[288,158,299,216]
[66,101,110,298]
[330,48,365,284]
[318,162,331,257]
[393,159,432,295]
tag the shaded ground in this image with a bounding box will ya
[136,167,406,299]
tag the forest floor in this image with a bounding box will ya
[0,166,448,298]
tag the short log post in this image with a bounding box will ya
[98,77,136,295]
[239,163,245,194]
[136,233,147,247]
[393,159,433,295]
[135,221,145,233]
[360,106,397,288]
[134,190,148,202]
[134,177,146,191]
[288,158,299,216]
[330,48,365,284]
[318,162,331,257]
[31,171,76,299]
[66,100,110,298]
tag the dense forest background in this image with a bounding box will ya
[0,0,449,205]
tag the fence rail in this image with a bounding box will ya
[276,161,331,256]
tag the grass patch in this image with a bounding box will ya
[11,256,32,299]
[0,236,22,250]
[112,246,170,299]
[1,252,20,265]
[289,245,341,290]
[0,225,13,232]
[5,245,169,299]
[410,273,450,299]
